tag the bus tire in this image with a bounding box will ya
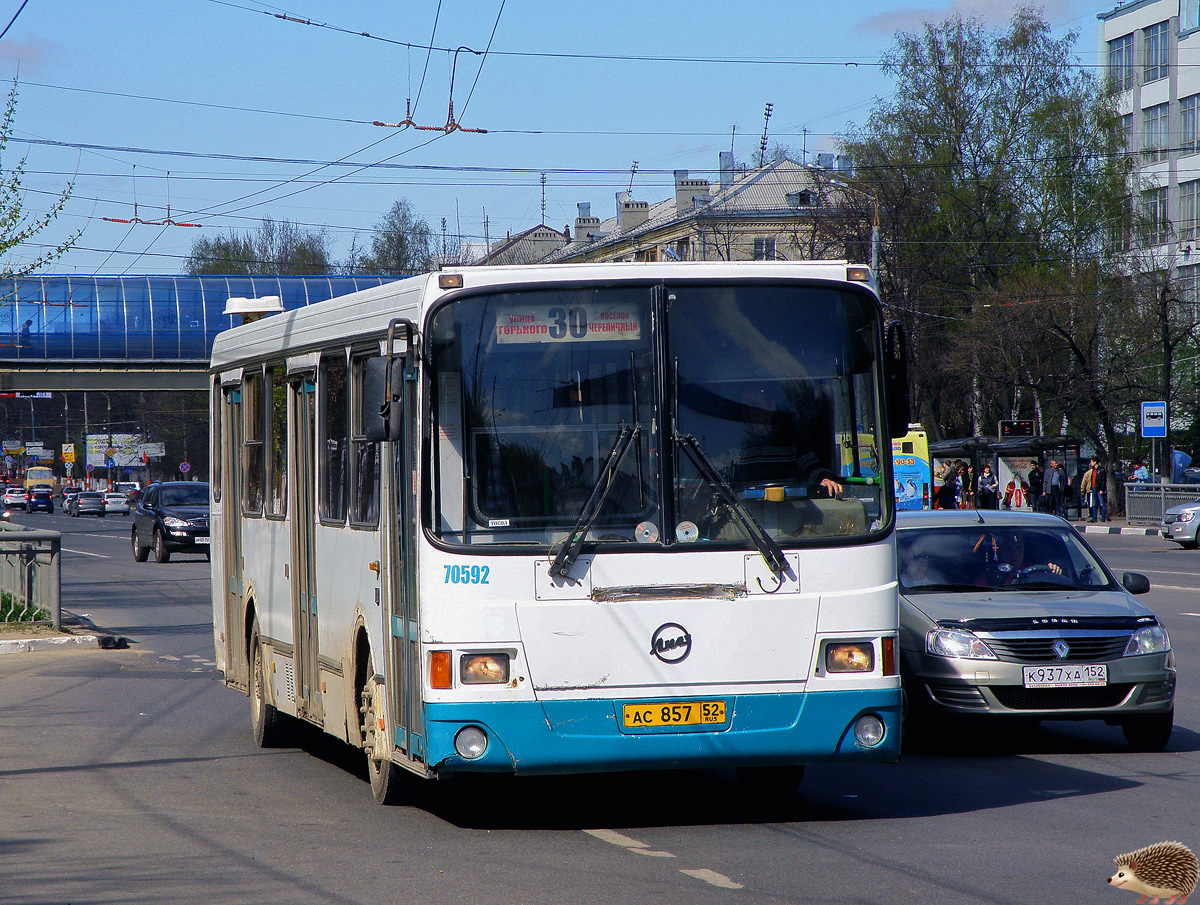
[132,529,149,562]
[360,673,403,805]
[153,529,171,563]
[250,618,285,747]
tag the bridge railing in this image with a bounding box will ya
[0,523,61,629]
[1124,483,1200,526]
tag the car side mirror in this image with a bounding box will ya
[1122,571,1151,595]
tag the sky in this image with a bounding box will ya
[0,0,1110,275]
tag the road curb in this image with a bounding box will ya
[1078,524,1160,536]
[0,633,125,655]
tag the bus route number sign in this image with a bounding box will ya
[496,303,642,344]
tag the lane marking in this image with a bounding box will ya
[62,548,110,558]
[584,828,648,848]
[679,869,744,890]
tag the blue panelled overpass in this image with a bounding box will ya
[0,275,401,391]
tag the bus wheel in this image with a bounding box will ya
[360,674,403,805]
[251,618,285,747]
[735,765,805,797]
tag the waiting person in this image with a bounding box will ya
[976,464,998,509]
[1130,459,1150,483]
[1081,459,1096,522]
[1027,461,1044,513]
[1094,457,1109,522]
[1044,458,1067,518]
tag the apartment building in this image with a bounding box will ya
[1101,0,1200,294]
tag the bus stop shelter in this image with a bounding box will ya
[930,435,1082,512]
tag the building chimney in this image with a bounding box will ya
[675,170,710,214]
[719,151,734,187]
[575,202,600,241]
[619,199,649,232]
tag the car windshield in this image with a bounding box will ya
[898,524,1113,592]
[159,484,209,507]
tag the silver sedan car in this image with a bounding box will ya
[897,510,1175,750]
[1161,498,1200,548]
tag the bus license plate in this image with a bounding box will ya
[622,701,726,728]
[1022,664,1106,688]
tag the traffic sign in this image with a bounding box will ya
[179,461,191,474]
[1142,401,1167,438]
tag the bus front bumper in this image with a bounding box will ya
[418,689,900,775]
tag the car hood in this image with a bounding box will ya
[901,589,1154,627]
[159,505,208,520]
[1164,501,1200,516]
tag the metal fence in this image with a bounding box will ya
[1124,483,1200,526]
[0,523,61,629]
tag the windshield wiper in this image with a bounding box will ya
[548,424,641,579]
[675,432,788,579]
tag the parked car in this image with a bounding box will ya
[1160,498,1200,548]
[27,487,53,513]
[897,509,1176,751]
[69,491,106,517]
[103,492,130,515]
[132,481,210,562]
[3,486,27,510]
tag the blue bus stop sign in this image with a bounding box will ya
[1142,401,1167,438]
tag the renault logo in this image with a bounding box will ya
[1052,640,1070,659]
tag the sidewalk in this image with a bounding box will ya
[0,615,125,656]
[1073,519,1160,537]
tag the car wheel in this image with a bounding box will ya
[360,668,403,804]
[251,617,286,747]
[1122,708,1174,752]
[153,529,171,563]
[1181,539,1199,550]
[132,529,149,562]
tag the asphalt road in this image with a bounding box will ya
[2,513,1198,905]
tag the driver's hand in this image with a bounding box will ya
[1048,562,1062,574]
[820,478,843,498]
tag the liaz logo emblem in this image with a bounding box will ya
[650,623,692,664]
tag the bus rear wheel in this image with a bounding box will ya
[360,673,403,805]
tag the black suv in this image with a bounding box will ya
[132,481,210,563]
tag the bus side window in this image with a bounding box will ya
[242,368,265,516]
[350,354,380,527]
[319,351,349,524]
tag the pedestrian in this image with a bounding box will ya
[1130,459,1150,483]
[1095,457,1109,522]
[1027,461,1044,513]
[1044,457,1067,518]
[977,464,999,510]
[1081,459,1096,522]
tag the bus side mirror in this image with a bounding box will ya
[363,356,405,442]
[885,321,911,439]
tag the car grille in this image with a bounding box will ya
[991,684,1134,710]
[1163,513,1180,525]
[984,636,1130,663]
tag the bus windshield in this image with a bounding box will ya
[428,282,889,548]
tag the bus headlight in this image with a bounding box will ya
[853,714,885,748]
[826,642,874,673]
[454,726,488,759]
[461,653,510,684]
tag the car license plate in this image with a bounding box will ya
[196,536,210,545]
[1022,664,1107,688]
[622,700,726,728]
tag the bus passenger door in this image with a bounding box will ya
[388,357,423,766]
[221,385,246,687]
[291,376,322,724]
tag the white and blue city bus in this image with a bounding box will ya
[209,261,910,803]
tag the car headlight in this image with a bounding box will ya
[1125,625,1170,656]
[926,628,998,660]
[1177,511,1196,523]
[163,516,189,528]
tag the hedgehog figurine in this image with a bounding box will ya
[1108,842,1199,904]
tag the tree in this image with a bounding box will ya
[353,200,435,275]
[837,8,1128,443]
[184,217,331,275]
[0,79,80,276]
